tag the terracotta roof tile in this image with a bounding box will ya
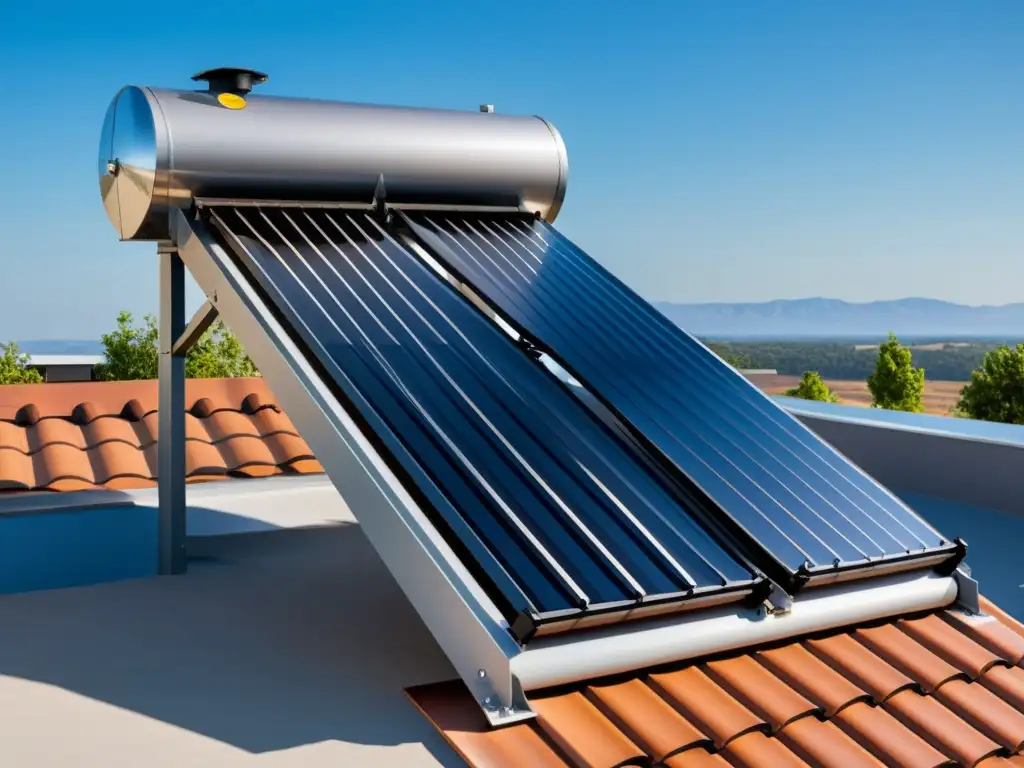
[704,655,819,731]
[757,642,870,716]
[719,729,807,767]
[945,612,1024,666]
[0,450,31,491]
[83,416,142,448]
[0,420,28,453]
[834,700,952,767]
[807,632,917,702]
[650,666,767,748]
[662,748,731,767]
[981,599,1024,641]
[0,378,322,492]
[585,679,710,761]
[856,623,965,693]
[937,680,1024,753]
[983,666,1024,712]
[901,614,1005,678]
[885,689,1003,766]
[408,599,1024,767]
[532,692,647,767]
[777,716,883,768]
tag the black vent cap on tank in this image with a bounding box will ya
[192,67,268,95]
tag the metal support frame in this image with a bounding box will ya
[954,564,981,615]
[172,299,218,357]
[157,243,187,574]
[158,251,222,575]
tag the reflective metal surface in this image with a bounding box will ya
[403,212,962,591]
[97,93,120,236]
[98,84,569,240]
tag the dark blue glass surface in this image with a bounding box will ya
[406,212,951,578]
[208,206,756,625]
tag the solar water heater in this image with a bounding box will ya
[97,68,973,724]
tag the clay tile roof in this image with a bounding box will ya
[0,378,323,492]
[407,603,1024,767]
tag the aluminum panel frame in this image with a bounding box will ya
[170,209,532,726]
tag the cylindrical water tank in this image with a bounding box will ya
[98,74,569,241]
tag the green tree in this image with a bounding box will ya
[0,342,43,385]
[867,332,924,412]
[722,354,748,369]
[953,344,1024,424]
[96,311,259,381]
[708,343,751,369]
[95,311,159,381]
[785,371,839,403]
[185,320,260,379]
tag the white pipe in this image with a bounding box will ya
[512,571,957,691]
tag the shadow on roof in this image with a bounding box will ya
[0,524,462,764]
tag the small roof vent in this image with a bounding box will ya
[192,67,268,95]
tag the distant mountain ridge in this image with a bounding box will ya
[11,298,1024,348]
[654,298,1024,338]
[15,340,104,355]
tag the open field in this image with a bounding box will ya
[852,342,975,352]
[747,374,966,415]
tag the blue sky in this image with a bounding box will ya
[0,1,1021,340]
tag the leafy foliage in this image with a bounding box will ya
[95,311,259,381]
[867,332,924,412]
[954,344,1024,424]
[95,311,159,381]
[186,320,260,379]
[784,371,839,403]
[709,345,752,369]
[0,341,43,385]
[704,339,1006,381]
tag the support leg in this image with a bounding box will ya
[158,246,187,575]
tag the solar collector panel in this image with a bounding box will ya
[403,211,958,587]
[205,204,758,636]
[213,209,572,615]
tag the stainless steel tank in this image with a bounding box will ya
[98,69,569,241]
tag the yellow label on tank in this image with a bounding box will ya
[217,92,247,110]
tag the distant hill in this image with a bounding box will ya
[15,340,104,355]
[11,298,1024,350]
[654,298,1024,339]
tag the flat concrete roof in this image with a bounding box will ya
[0,523,463,767]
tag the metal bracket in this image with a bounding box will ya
[764,580,793,615]
[172,299,219,357]
[372,173,390,223]
[953,565,981,615]
[475,669,535,726]
[515,336,543,362]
